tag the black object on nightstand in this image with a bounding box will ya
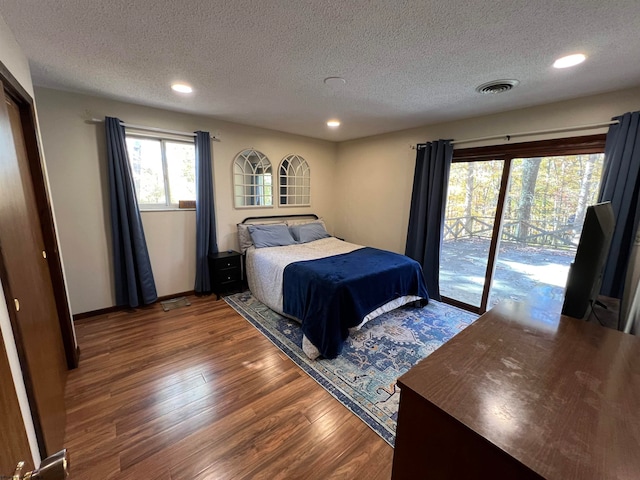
[208,250,242,300]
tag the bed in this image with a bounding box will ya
[239,215,429,359]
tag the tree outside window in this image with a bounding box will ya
[126,136,196,209]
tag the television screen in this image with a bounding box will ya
[561,202,615,319]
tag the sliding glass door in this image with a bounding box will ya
[440,160,504,308]
[439,136,606,315]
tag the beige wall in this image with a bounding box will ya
[334,87,640,254]
[34,88,337,314]
[0,13,42,467]
[34,84,640,314]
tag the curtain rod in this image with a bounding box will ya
[89,118,220,142]
[448,120,618,146]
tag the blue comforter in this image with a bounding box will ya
[283,247,429,358]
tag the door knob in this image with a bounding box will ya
[14,298,19,312]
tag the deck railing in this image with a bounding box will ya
[444,216,579,249]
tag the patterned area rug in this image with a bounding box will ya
[225,292,477,445]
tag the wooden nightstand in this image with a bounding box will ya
[208,251,243,300]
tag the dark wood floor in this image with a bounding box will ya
[64,295,393,479]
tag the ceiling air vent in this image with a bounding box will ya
[475,79,519,94]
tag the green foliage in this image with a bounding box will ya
[445,154,605,248]
[126,137,197,206]
[128,140,166,204]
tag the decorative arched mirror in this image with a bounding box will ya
[279,154,310,206]
[233,149,273,208]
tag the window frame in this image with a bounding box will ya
[125,133,196,211]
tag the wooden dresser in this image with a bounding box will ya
[391,301,640,479]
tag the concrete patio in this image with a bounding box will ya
[440,238,576,315]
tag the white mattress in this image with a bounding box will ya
[246,237,362,315]
[246,237,422,359]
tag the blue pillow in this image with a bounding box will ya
[248,224,296,248]
[289,222,331,243]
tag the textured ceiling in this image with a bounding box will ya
[1,0,640,141]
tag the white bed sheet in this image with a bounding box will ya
[246,237,422,359]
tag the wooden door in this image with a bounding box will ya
[0,86,67,455]
[0,327,34,474]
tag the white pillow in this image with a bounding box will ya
[285,218,326,229]
[237,224,253,254]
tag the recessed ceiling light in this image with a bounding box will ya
[324,77,346,86]
[327,120,341,128]
[171,83,193,93]
[553,54,586,69]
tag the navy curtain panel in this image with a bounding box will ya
[105,117,157,307]
[405,140,453,301]
[598,111,640,298]
[194,131,219,294]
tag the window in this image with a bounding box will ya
[279,154,310,206]
[125,135,196,209]
[439,135,607,315]
[233,149,273,208]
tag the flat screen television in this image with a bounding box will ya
[562,201,615,318]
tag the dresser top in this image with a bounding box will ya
[398,301,640,479]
